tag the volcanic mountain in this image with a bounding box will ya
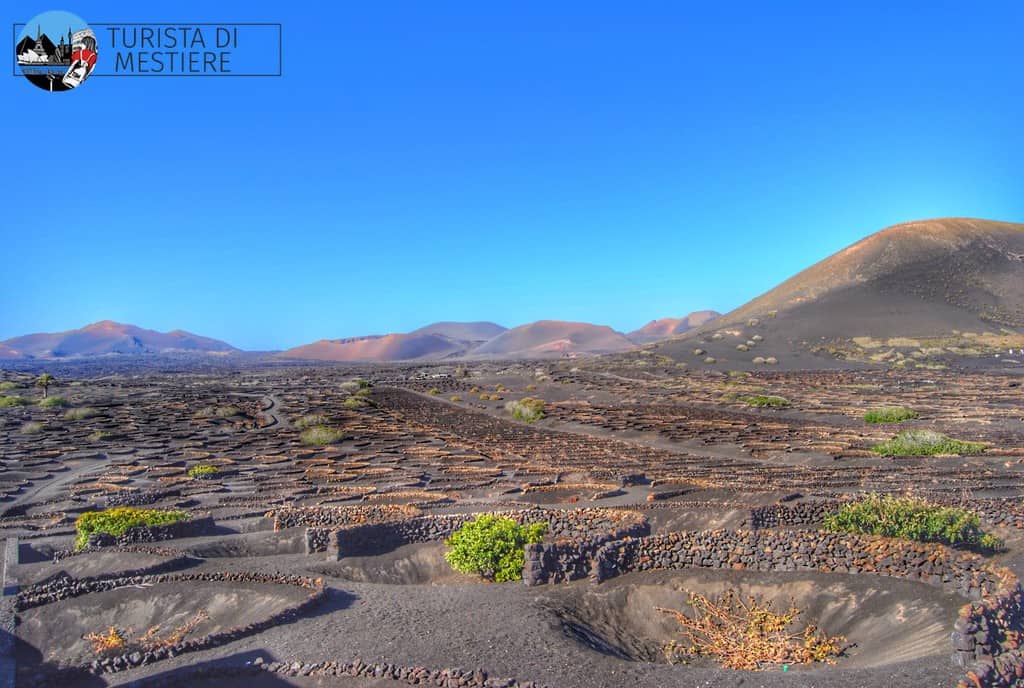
[628,310,721,344]
[409,321,507,341]
[281,333,468,362]
[655,218,1024,366]
[0,321,239,359]
[471,321,635,358]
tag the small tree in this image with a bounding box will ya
[444,514,546,582]
[35,373,55,398]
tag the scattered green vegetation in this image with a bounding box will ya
[188,464,220,479]
[21,421,44,434]
[65,407,100,420]
[300,425,346,446]
[444,514,547,582]
[37,396,70,408]
[88,430,111,442]
[506,397,545,423]
[293,413,329,429]
[343,396,372,409]
[744,395,791,408]
[872,430,985,456]
[74,507,190,550]
[0,381,18,391]
[823,493,1003,552]
[0,395,29,407]
[863,406,920,424]
[428,387,441,395]
[353,387,372,397]
[215,405,241,418]
[35,373,55,398]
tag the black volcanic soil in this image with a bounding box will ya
[2,359,1023,688]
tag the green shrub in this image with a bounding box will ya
[37,396,70,408]
[744,395,790,408]
[300,425,345,446]
[0,381,19,391]
[823,493,1002,552]
[88,430,110,442]
[343,396,371,409]
[506,397,545,423]
[354,387,372,397]
[0,395,29,407]
[872,430,985,456]
[65,407,100,420]
[444,514,547,582]
[74,507,189,551]
[215,405,241,418]
[188,464,219,479]
[293,413,329,429]
[21,421,44,434]
[428,387,441,395]
[863,407,919,424]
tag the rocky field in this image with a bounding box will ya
[1,357,1023,688]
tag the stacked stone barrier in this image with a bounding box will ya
[85,515,215,548]
[285,504,648,584]
[743,500,842,529]
[126,658,548,688]
[590,528,1024,688]
[15,571,328,686]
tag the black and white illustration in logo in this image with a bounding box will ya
[16,10,97,92]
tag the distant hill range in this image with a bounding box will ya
[281,320,646,361]
[653,218,1024,368]
[281,332,470,362]
[627,310,721,344]
[0,321,238,359]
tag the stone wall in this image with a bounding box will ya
[85,515,215,548]
[744,500,841,529]
[126,658,548,688]
[301,507,649,586]
[270,504,422,530]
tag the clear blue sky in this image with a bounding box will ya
[2,1,1022,350]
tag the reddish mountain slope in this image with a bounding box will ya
[280,333,466,361]
[628,310,721,343]
[0,321,238,358]
[471,320,634,358]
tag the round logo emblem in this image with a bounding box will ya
[15,10,97,92]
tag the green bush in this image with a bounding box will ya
[444,514,547,582]
[300,425,345,446]
[188,464,220,479]
[74,507,189,550]
[823,493,1002,552]
[37,396,70,408]
[428,387,441,395]
[0,382,19,391]
[215,405,241,418]
[293,413,329,429]
[506,397,545,423]
[744,395,790,408]
[343,396,371,409]
[0,395,29,407]
[65,407,100,420]
[872,430,985,456]
[88,430,110,442]
[863,407,919,423]
[21,421,44,434]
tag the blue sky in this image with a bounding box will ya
[2,1,1022,350]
